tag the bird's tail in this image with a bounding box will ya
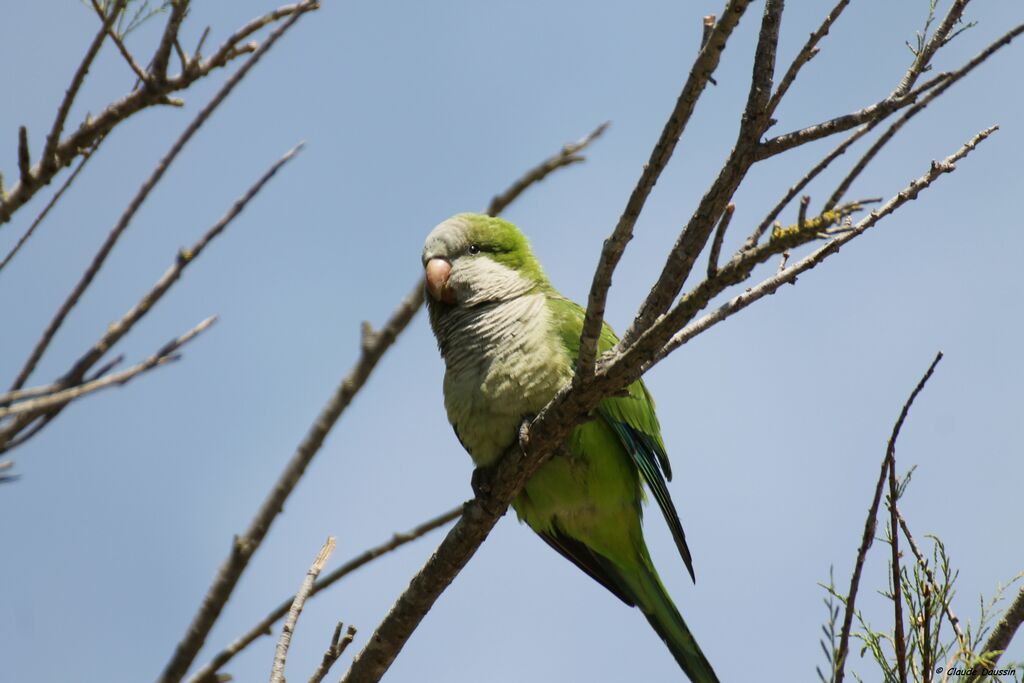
[622,559,720,683]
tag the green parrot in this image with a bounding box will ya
[422,213,719,682]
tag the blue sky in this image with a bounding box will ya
[1,1,1022,682]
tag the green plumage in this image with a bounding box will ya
[423,213,719,683]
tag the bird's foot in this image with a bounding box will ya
[471,465,495,498]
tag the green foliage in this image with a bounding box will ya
[818,466,1021,683]
[818,567,843,683]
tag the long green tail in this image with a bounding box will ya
[625,561,720,683]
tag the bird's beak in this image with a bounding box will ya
[425,257,456,304]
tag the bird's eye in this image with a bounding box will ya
[468,244,481,255]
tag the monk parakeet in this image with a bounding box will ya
[422,213,719,683]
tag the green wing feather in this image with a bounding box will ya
[547,296,696,581]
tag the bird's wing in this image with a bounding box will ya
[548,295,696,582]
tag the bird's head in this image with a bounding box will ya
[422,213,550,309]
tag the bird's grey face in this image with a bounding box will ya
[422,215,536,307]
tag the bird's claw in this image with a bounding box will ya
[471,465,494,498]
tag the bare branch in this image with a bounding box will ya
[150,0,190,83]
[575,0,752,379]
[485,122,608,217]
[8,4,314,393]
[888,452,908,683]
[832,352,943,683]
[187,506,460,683]
[270,537,337,683]
[0,317,215,420]
[706,202,735,278]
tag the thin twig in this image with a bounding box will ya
[17,127,31,186]
[89,0,151,84]
[8,4,314,393]
[0,317,215,420]
[187,506,461,683]
[706,202,734,278]
[575,0,752,380]
[766,0,851,116]
[270,537,337,683]
[888,452,908,683]
[42,0,124,169]
[485,122,609,217]
[0,140,101,276]
[308,623,356,683]
[833,352,943,683]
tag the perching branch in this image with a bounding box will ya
[339,3,1008,674]
[833,352,944,683]
[269,537,337,683]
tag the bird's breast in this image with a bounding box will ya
[440,294,569,467]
